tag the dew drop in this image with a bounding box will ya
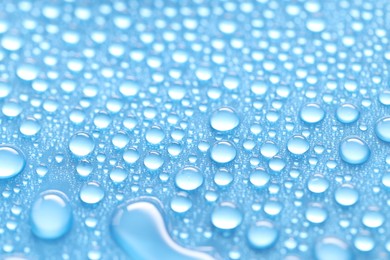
[69,132,95,157]
[247,221,278,250]
[375,117,390,142]
[339,136,370,165]
[80,182,105,204]
[210,107,239,132]
[0,145,26,179]
[211,202,242,230]
[210,141,237,164]
[175,166,204,191]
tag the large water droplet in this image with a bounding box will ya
[336,104,359,124]
[211,202,242,230]
[315,237,351,260]
[300,103,325,124]
[69,132,95,157]
[175,166,204,191]
[30,190,73,239]
[339,136,370,165]
[210,141,237,164]
[80,182,105,204]
[375,117,390,142]
[287,135,309,155]
[334,185,359,206]
[0,145,26,179]
[210,107,239,132]
[247,221,278,250]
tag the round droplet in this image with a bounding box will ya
[69,132,95,157]
[214,168,233,187]
[0,145,26,179]
[123,148,140,165]
[247,221,278,250]
[110,167,128,184]
[307,174,329,194]
[375,117,390,142]
[354,235,375,252]
[362,209,384,228]
[170,196,192,213]
[306,18,326,32]
[20,117,41,136]
[260,141,279,158]
[0,82,12,98]
[16,64,39,81]
[336,104,359,124]
[300,103,325,124]
[287,135,309,155]
[268,156,286,172]
[145,126,165,145]
[210,141,237,164]
[30,190,73,239]
[210,107,239,132]
[305,204,327,224]
[249,167,270,188]
[211,203,242,230]
[80,182,104,204]
[119,81,139,97]
[144,151,164,170]
[335,185,359,206]
[379,90,390,105]
[315,237,351,260]
[175,166,204,191]
[339,136,370,165]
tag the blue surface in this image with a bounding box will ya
[1,0,390,259]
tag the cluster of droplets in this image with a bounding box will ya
[1,0,390,259]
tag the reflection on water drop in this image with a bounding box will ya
[335,185,359,207]
[80,182,105,204]
[300,103,325,124]
[210,107,239,132]
[210,141,237,164]
[287,135,309,155]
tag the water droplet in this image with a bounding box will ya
[110,167,128,184]
[69,132,95,157]
[307,174,329,194]
[210,107,239,132]
[144,151,164,170]
[305,204,327,224]
[80,182,104,204]
[247,221,278,250]
[0,145,25,179]
[210,141,237,164]
[315,237,351,260]
[145,126,165,145]
[339,136,370,165]
[335,185,359,207]
[214,168,233,187]
[300,103,325,124]
[375,117,390,142]
[19,117,41,137]
[287,135,309,155]
[30,190,73,239]
[306,18,326,32]
[354,235,375,252]
[362,209,384,228]
[170,196,192,214]
[175,166,204,191]
[249,167,270,188]
[336,104,359,124]
[211,202,242,230]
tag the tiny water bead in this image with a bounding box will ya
[287,135,309,155]
[315,237,351,260]
[111,200,213,260]
[210,107,240,132]
[210,141,237,164]
[339,137,370,165]
[80,182,105,204]
[335,185,359,207]
[300,103,325,124]
[175,166,204,191]
[247,221,278,250]
[69,132,95,157]
[30,190,73,240]
[375,117,390,142]
[211,202,243,230]
[336,104,359,124]
[0,145,26,179]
